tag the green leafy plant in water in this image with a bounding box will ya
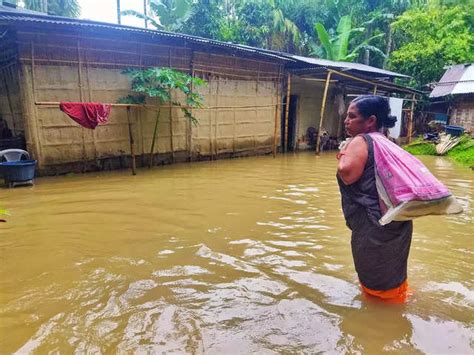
[119,67,206,167]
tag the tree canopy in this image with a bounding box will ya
[15,0,474,88]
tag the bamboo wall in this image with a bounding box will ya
[14,30,282,174]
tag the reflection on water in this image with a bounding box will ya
[1,153,473,353]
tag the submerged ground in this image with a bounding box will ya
[0,152,473,353]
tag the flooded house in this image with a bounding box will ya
[0,4,420,176]
[429,63,474,135]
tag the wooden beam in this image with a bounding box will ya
[315,71,332,155]
[126,106,136,175]
[327,69,417,95]
[283,73,292,153]
[273,66,282,157]
[407,94,416,143]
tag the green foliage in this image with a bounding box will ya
[389,5,474,88]
[122,0,193,31]
[181,0,223,39]
[404,140,437,155]
[120,67,206,124]
[446,136,474,168]
[16,0,81,17]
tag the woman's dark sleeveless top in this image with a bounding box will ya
[337,134,413,291]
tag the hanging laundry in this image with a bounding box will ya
[59,102,111,129]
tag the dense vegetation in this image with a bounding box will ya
[404,135,474,168]
[13,0,473,89]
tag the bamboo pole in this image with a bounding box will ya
[26,43,43,168]
[149,108,161,168]
[316,71,332,155]
[126,106,136,175]
[188,50,195,161]
[283,73,292,153]
[272,66,282,157]
[208,76,213,160]
[84,60,98,163]
[215,77,220,158]
[168,48,174,162]
[407,94,416,144]
[35,101,283,110]
[77,39,87,171]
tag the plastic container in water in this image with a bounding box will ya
[0,160,36,185]
[445,125,465,136]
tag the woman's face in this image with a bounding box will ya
[344,102,375,137]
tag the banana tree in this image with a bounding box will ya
[119,67,206,168]
[121,0,193,31]
[313,15,385,62]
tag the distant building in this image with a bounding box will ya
[430,63,474,134]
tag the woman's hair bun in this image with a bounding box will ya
[384,115,397,129]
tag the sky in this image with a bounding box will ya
[79,0,147,28]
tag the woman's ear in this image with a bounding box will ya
[367,115,377,129]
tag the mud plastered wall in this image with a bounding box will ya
[291,77,342,143]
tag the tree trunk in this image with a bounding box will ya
[117,0,121,24]
[144,0,148,28]
[363,24,371,65]
[383,27,393,69]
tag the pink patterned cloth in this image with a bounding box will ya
[368,132,462,224]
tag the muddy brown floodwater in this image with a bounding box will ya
[1,152,473,353]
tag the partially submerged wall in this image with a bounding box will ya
[291,76,343,149]
[15,30,281,174]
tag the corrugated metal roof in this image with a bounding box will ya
[0,5,294,63]
[430,63,474,98]
[0,4,414,82]
[290,55,409,79]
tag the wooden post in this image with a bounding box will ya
[316,71,332,155]
[373,86,377,95]
[209,76,213,160]
[283,73,291,153]
[407,94,416,144]
[188,51,195,161]
[215,77,220,158]
[126,106,136,175]
[168,48,174,162]
[84,61,98,163]
[77,40,87,171]
[272,66,282,157]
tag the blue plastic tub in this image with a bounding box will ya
[445,125,465,136]
[0,160,36,182]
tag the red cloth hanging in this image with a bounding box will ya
[59,102,111,129]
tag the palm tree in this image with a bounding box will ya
[121,0,193,32]
[21,0,81,17]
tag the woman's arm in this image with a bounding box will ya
[337,136,368,185]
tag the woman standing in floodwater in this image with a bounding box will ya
[337,95,412,302]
